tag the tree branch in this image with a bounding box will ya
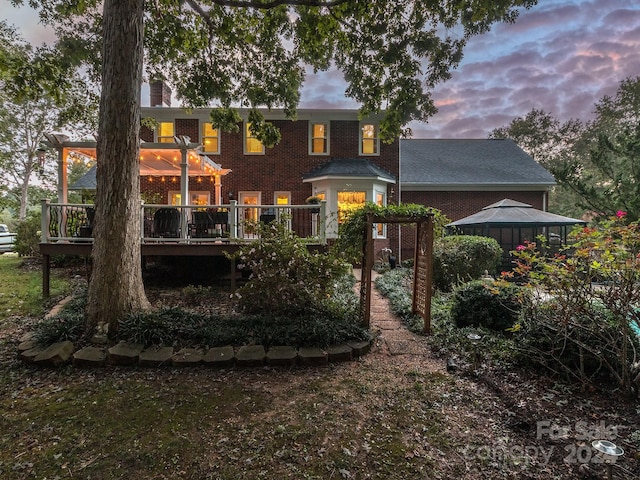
[202,0,350,8]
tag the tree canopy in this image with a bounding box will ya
[492,76,640,222]
[0,20,97,218]
[16,0,537,141]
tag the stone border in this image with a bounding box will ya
[21,295,373,369]
[17,334,373,369]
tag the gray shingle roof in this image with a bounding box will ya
[69,165,97,190]
[302,158,396,182]
[400,139,556,187]
[448,199,586,227]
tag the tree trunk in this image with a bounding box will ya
[19,160,30,220]
[86,0,150,341]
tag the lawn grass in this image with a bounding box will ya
[0,255,71,320]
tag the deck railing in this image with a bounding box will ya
[41,199,327,245]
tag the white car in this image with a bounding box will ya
[0,224,16,253]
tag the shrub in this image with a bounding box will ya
[433,235,502,291]
[14,211,41,257]
[510,215,640,394]
[230,217,350,317]
[450,280,521,331]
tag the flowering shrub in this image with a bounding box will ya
[230,217,352,318]
[508,214,640,394]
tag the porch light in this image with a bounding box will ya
[36,146,47,168]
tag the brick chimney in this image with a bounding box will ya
[150,79,172,107]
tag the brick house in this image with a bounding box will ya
[61,86,555,263]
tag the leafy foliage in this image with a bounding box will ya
[450,280,522,331]
[333,203,450,264]
[13,210,41,257]
[230,217,352,318]
[494,77,640,221]
[553,123,640,222]
[509,214,640,394]
[432,235,502,291]
[0,21,98,219]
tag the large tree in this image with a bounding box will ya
[552,77,640,221]
[489,109,587,218]
[0,21,97,219]
[15,0,537,338]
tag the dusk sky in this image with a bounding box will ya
[2,0,640,139]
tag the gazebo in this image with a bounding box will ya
[447,199,586,268]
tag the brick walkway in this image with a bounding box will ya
[355,269,443,371]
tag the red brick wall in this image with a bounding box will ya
[154,118,400,207]
[401,190,546,222]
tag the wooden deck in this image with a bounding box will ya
[39,200,328,297]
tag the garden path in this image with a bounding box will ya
[355,269,445,374]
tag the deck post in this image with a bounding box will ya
[228,200,237,239]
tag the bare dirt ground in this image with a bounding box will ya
[1,267,638,479]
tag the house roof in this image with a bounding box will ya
[448,199,586,227]
[69,165,97,190]
[400,139,556,190]
[302,158,396,183]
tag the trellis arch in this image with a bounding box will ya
[359,213,435,334]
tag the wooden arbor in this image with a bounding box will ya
[359,213,435,334]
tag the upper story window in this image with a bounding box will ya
[202,122,220,154]
[360,123,379,155]
[157,121,175,143]
[309,122,329,155]
[245,122,264,154]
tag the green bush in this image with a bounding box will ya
[14,211,41,257]
[450,280,521,331]
[230,217,350,317]
[433,235,502,291]
[510,217,640,393]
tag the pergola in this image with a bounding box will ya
[44,133,231,205]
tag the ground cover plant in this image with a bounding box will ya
[30,218,369,349]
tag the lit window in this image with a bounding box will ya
[157,122,174,143]
[202,123,219,154]
[360,123,379,155]
[245,122,264,154]
[376,191,385,237]
[338,191,366,224]
[310,122,329,155]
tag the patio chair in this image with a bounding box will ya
[192,210,214,237]
[153,208,180,238]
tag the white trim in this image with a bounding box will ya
[308,121,330,155]
[243,122,265,155]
